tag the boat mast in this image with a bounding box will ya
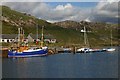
[23,30,25,42]
[83,26,89,48]
[18,27,24,46]
[41,26,44,47]
[110,28,113,47]
[36,25,38,41]
[84,26,87,46]
[18,28,20,47]
[21,27,24,44]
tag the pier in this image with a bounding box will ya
[48,47,77,55]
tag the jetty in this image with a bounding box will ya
[48,47,76,55]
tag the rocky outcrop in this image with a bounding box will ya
[2,15,36,27]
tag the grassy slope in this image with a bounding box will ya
[2,6,119,47]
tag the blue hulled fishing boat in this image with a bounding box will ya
[8,26,48,58]
[8,47,48,58]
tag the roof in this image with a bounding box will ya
[28,33,55,39]
[0,34,28,39]
[1,34,18,39]
[0,34,55,39]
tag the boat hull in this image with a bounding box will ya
[8,49,48,58]
[106,48,115,52]
[76,48,107,53]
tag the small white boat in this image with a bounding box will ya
[106,48,115,52]
[77,48,91,53]
[77,26,105,53]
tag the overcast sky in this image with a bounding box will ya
[2,0,120,23]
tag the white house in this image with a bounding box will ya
[0,34,18,43]
[0,34,56,43]
[0,34,28,43]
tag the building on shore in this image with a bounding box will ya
[0,34,18,43]
[27,33,57,43]
[0,34,56,43]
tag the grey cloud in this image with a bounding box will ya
[2,1,119,23]
[3,2,89,22]
[89,2,119,23]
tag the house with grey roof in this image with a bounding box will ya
[0,34,18,43]
[27,33,56,43]
[0,34,28,43]
[0,34,56,43]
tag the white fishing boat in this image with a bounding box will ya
[76,26,107,53]
[77,26,94,53]
[106,48,115,52]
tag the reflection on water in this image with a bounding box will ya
[2,49,118,78]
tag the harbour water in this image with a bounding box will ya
[2,47,118,78]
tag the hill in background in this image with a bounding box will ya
[1,6,119,47]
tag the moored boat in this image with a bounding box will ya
[8,46,48,58]
[76,48,106,53]
[8,26,48,58]
[76,26,91,53]
[103,48,115,52]
[76,48,90,53]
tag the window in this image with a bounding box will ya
[34,39,36,42]
[7,39,9,42]
[2,39,4,42]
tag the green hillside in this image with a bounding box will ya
[1,6,119,47]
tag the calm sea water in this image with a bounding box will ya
[2,47,118,78]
